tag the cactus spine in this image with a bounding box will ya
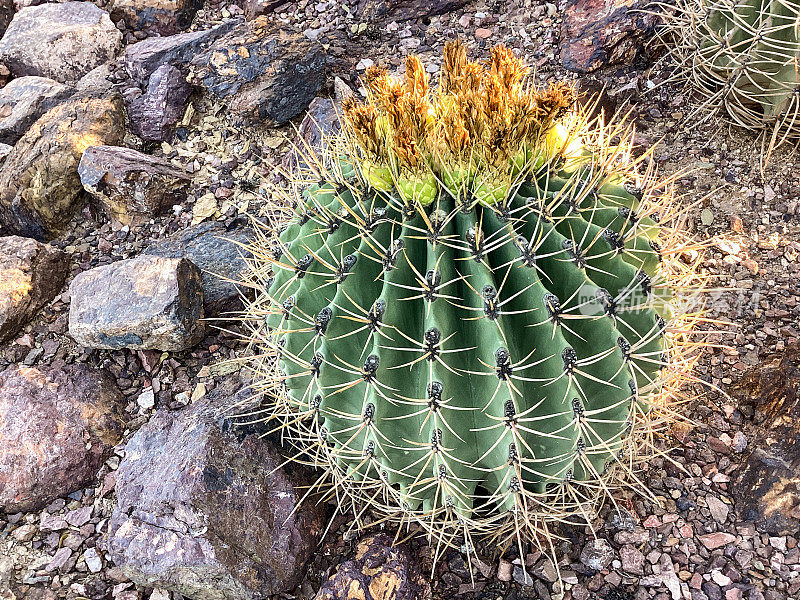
[242,42,704,558]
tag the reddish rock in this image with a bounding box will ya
[107,392,326,599]
[78,145,190,225]
[127,64,192,142]
[188,17,326,125]
[730,344,800,535]
[0,236,69,341]
[110,0,202,35]
[0,91,125,240]
[0,363,124,513]
[560,0,659,73]
[315,534,431,600]
[698,533,736,550]
[243,0,286,19]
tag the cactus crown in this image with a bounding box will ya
[660,0,800,151]
[240,42,706,565]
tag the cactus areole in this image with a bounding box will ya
[246,42,696,553]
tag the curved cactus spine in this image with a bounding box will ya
[239,43,708,564]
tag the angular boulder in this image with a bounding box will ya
[282,96,341,173]
[0,76,74,145]
[110,0,202,36]
[0,363,124,513]
[106,395,326,599]
[0,2,122,83]
[188,17,326,124]
[0,92,125,241]
[68,255,205,351]
[123,19,240,84]
[243,0,287,19]
[0,236,69,342]
[560,0,658,72]
[731,343,800,535]
[357,0,468,21]
[315,534,430,600]
[78,145,191,225]
[143,221,253,315]
[127,64,192,142]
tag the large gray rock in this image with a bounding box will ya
[731,344,800,535]
[106,394,326,599]
[188,17,326,124]
[68,255,205,351]
[0,2,122,83]
[78,145,191,225]
[123,19,240,84]
[127,64,192,142]
[110,0,201,35]
[357,0,468,21]
[0,363,124,513]
[0,76,73,145]
[0,91,125,241]
[144,221,253,315]
[0,236,69,342]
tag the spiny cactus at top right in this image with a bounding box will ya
[661,0,800,147]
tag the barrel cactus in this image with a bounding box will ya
[660,0,800,147]
[242,42,702,559]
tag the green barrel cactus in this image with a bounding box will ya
[661,0,800,146]
[243,42,700,555]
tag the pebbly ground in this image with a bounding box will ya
[1,0,799,599]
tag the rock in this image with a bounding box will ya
[357,0,469,22]
[0,2,122,83]
[127,64,192,142]
[315,534,430,600]
[0,91,125,241]
[143,220,253,315]
[0,76,73,145]
[123,19,239,84]
[730,344,800,535]
[107,395,326,599]
[0,363,124,513]
[78,145,190,225]
[698,533,736,550]
[188,17,326,125]
[282,96,341,173]
[68,255,205,351]
[243,0,287,19]
[580,539,615,571]
[110,0,201,35]
[620,545,644,574]
[0,143,11,161]
[560,0,658,72]
[0,236,68,341]
[706,496,730,523]
[75,63,114,95]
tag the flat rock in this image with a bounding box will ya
[560,0,658,72]
[0,363,124,513]
[127,64,192,142]
[0,76,73,145]
[106,395,326,599]
[243,0,287,19]
[315,534,430,600]
[143,220,253,315]
[0,2,122,83]
[731,344,800,535]
[123,19,239,84]
[188,17,326,125]
[0,91,125,241]
[698,533,736,550]
[68,255,205,351]
[78,145,190,225]
[110,0,202,35]
[0,236,69,341]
